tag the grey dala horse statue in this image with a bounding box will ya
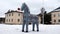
[21,3,39,32]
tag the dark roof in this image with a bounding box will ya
[5,10,23,14]
[37,13,42,16]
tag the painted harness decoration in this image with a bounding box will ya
[21,3,39,32]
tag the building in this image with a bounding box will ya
[50,7,60,24]
[5,8,42,25]
[37,14,41,24]
[5,8,23,25]
[38,7,51,24]
[0,17,5,23]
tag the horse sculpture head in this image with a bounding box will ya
[21,3,28,11]
[21,3,30,15]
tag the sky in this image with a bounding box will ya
[0,0,60,17]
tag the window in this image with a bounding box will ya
[9,19,10,22]
[18,13,20,16]
[54,14,55,17]
[54,20,56,22]
[18,19,20,22]
[12,13,13,16]
[9,14,11,16]
[58,19,60,22]
[58,14,60,17]
[6,19,8,22]
[11,19,13,22]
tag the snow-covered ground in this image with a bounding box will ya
[0,24,60,34]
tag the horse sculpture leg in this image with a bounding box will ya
[32,22,35,31]
[22,18,29,32]
[32,16,39,32]
[36,22,39,31]
[25,17,29,32]
[26,21,29,32]
[32,22,39,31]
[22,20,25,32]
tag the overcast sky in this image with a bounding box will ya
[0,0,60,17]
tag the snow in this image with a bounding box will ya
[0,24,60,34]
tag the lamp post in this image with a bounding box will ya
[41,8,45,24]
[41,0,45,24]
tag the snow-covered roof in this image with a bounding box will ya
[49,7,60,13]
[53,7,60,11]
[53,9,60,11]
[5,10,23,14]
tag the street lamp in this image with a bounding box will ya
[41,8,45,24]
[41,0,45,24]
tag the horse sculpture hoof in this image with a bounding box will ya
[26,31,28,32]
[32,30,35,31]
[37,30,39,32]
